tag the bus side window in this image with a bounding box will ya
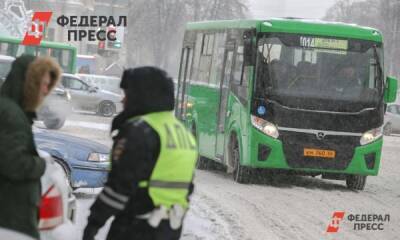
[1,42,15,56]
[61,50,71,70]
[209,32,227,87]
[230,29,246,103]
[190,33,203,83]
[37,47,48,56]
[198,33,215,84]
[233,46,244,85]
[0,43,6,55]
[15,45,28,57]
[232,44,247,104]
[8,43,18,57]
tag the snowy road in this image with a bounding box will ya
[43,113,400,240]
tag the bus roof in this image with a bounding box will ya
[0,35,77,50]
[186,18,382,42]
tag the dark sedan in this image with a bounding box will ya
[34,129,110,189]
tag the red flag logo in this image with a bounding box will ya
[22,12,52,46]
[326,211,345,233]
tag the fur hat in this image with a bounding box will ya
[23,57,62,111]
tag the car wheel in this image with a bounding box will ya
[346,175,367,190]
[230,134,250,184]
[383,123,392,136]
[43,117,66,130]
[53,158,74,189]
[99,101,115,117]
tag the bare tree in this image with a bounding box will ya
[125,0,248,75]
[325,0,400,78]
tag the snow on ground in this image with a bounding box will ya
[64,120,109,131]
[53,113,400,240]
[72,188,230,240]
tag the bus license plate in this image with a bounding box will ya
[304,148,336,158]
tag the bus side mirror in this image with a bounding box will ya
[384,76,398,103]
[243,30,256,66]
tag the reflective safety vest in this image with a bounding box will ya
[136,111,197,210]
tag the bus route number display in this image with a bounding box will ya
[300,36,348,50]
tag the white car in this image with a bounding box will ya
[384,103,400,135]
[77,73,122,95]
[61,73,123,117]
[0,227,35,240]
[0,151,77,240]
[38,150,77,240]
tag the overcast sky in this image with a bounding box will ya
[247,0,337,19]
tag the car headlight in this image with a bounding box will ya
[360,127,382,145]
[88,153,109,162]
[251,115,279,139]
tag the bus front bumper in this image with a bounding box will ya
[247,128,383,176]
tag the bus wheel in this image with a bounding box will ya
[230,136,250,183]
[196,156,210,170]
[346,175,367,190]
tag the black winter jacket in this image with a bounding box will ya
[0,55,44,239]
[85,67,194,240]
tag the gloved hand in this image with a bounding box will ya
[83,223,99,240]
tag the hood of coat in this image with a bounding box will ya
[111,66,175,131]
[0,55,61,112]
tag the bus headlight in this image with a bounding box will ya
[360,127,382,145]
[251,115,279,139]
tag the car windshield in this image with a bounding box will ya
[255,33,384,111]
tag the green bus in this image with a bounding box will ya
[0,35,77,73]
[175,18,398,190]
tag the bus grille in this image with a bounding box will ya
[279,131,360,170]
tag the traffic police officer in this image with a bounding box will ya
[83,67,198,240]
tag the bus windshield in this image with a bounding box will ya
[255,33,384,111]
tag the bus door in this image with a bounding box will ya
[215,42,235,158]
[176,47,193,121]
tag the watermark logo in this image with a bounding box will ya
[22,12,52,46]
[56,15,127,42]
[325,211,390,234]
[326,211,345,233]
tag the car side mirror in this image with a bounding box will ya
[384,76,398,103]
[88,86,97,93]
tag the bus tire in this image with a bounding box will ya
[230,135,250,184]
[196,156,210,170]
[346,175,367,190]
[383,122,392,136]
